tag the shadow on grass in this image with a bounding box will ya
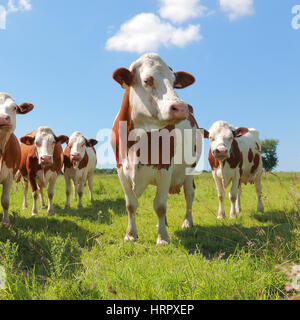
[175,211,298,260]
[0,214,93,279]
[53,198,126,223]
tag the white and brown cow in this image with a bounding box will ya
[0,93,34,226]
[204,120,264,219]
[111,53,202,245]
[18,127,69,217]
[63,132,98,209]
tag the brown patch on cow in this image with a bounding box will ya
[227,139,242,169]
[248,148,254,163]
[255,142,261,152]
[144,125,175,170]
[111,89,134,168]
[78,151,88,170]
[193,179,196,190]
[208,149,219,170]
[169,184,182,194]
[251,154,260,174]
[2,134,21,174]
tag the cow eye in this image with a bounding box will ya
[143,77,154,87]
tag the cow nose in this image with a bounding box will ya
[215,147,228,157]
[0,114,11,125]
[169,104,187,120]
[41,156,52,164]
[71,153,81,161]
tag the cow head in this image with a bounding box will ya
[21,127,69,167]
[113,53,195,129]
[0,93,34,154]
[204,121,249,161]
[67,131,98,166]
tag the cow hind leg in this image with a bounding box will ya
[255,175,264,213]
[87,174,94,202]
[73,181,78,201]
[235,186,242,214]
[182,176,195,229]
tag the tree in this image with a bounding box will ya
[261,139,279,172]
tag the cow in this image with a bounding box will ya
[63,132,98,209]
[111,53,202,245]
[204,120,264,219]
[0,93,34,226]
[18,127,69,217]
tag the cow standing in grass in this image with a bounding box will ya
[0,93,34,226]
[111,53,202,245]
[18,127,69,217]
[63,132,98,209]
[204,121,264,219]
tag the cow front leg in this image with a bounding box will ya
[77,181,85,209]
[38,185,46,209]
[73,181,78,201]
[64,175,71,209]
[213,172,225,219]
[229,176,240,219]
[1,178,13,227]
[182,175,195,229]
[22,179,28,210]
[47,175,57,216]
[154,173,172,245]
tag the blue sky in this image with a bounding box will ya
[0,0,299,171]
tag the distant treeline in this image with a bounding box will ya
[95,168,118,175]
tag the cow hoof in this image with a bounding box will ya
[77,204,83,209]
[257,205,264,213]
[48,210,55,216]
[124,234,138,242]
[22,205,28,210]
[182,220,193,229]
[156,239,169,246]
[229,215,236,220]
[2,221,11,228]
[65,205,70,210]
[217,215,225,220]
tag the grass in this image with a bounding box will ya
[0,172,299,300]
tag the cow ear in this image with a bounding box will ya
[174,71,195,89]
[233,127,249,138]
[86,139,98,147]
[17,103,34,115]
[55,135,69,144]
[113,68,133,89]
[201,129,209,139]
[20,135,35,145]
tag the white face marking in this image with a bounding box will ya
[68,132,86,161]
[0,93,18,133]
[208,121,235,160]
[34,127,57,166]
[129,53,188,128]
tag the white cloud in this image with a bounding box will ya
[219,0,254,21]
[0,0,32,29]
[106,13,201,53]
[158,0,207,24]
[7,0,32,13]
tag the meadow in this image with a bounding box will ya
[0,172,299,300]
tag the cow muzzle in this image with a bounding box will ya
[40,156,53,166]
[71,153,81,162]
[169,104,188,123]
[0,114,12,129]
[213,146,229,160]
